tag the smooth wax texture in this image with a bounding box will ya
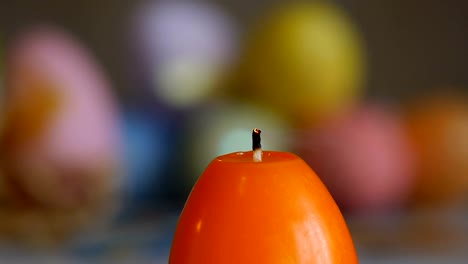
[170,151,357,264]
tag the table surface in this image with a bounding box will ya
[0,209,466,263]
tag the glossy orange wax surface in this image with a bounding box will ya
[169,151,358,264]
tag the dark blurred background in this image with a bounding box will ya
[3,0,468,98]
[0,0,467,263]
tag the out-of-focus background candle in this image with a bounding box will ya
[1,25,121,245]
[0,0,467,262]
[0,38,3,116]
[0,38,3,137]
[182,102,292,192]
[130,0,238,109]
[232,1,366,124]
[403,92,468,208]
[297,103,416,215]
[119,107,174,215]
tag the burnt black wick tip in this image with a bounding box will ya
[252,128,261,150]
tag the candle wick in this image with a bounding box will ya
[252,128,262,162]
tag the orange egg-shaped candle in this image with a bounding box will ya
[170,129,357,263]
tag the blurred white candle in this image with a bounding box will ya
[184,102,293,187]
[131,1,238,109]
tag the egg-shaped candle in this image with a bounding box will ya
[234,1,365,124]
[131,1,237,109]
[120,109,173,210]
[404,94,468,208]
[0,26,121,244]
[170,129,358,263]
[297,103,415,215]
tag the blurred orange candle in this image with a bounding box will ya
[170,129,357,263]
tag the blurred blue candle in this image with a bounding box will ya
[120,109,173,212]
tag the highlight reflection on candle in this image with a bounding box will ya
[196,220,202,233]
